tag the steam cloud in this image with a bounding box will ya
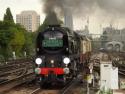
[42,0,125,17]
[42,0,96,16]
[41,0,125,30]
[98,0,125,15]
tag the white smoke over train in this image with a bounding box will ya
[42,0,125,17]
[41,0,125,31]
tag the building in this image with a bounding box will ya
[101,26,125,51]
[64,8,73,30]
[102,26,122,42]
[16,11,40,32]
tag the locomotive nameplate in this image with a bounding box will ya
[42,39,63,47]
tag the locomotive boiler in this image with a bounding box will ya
[34,25,91,87]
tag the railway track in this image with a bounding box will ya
[0,59,33,76]
[30,77,80,94]
[0,58,34,77]
[91,52,125,76]
[0,72,35,93]
[0,58,35,93]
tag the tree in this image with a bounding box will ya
[0,29,13,59]
[23,32,34,56]
[9,27,25,56]
[0,8,37,60]
[3,8,14,23]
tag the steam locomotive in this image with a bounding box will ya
[34,25,91,87]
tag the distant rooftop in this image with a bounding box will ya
[17,10,38,15]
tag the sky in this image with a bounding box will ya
[0,0,125,34]
[0,0,45,24]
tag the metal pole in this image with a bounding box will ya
[86,74,90,94]
[93,74,95,87]
[87,82,90,94]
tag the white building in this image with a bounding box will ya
[16,11,40,32]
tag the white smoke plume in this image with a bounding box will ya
[42,0,125,17]
[41,0,125,30]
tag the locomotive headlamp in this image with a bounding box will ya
[35,68,41,74]
[51,60,54,64]
[35,58,42,65]
[63,57,70,65]
[63,68,70,74]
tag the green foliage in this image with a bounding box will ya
[0,20,37,59]
[4,8,14,23]
[0,29,13,47]
[0,8,37,60]
[22,32,37,57]
[9,28,25,54]
[0,22,25,59]
[0,21,15,59]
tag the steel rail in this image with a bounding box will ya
[0,72,35,93]
[30,77,79,94]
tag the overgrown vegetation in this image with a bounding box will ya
[0,8,36,60]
